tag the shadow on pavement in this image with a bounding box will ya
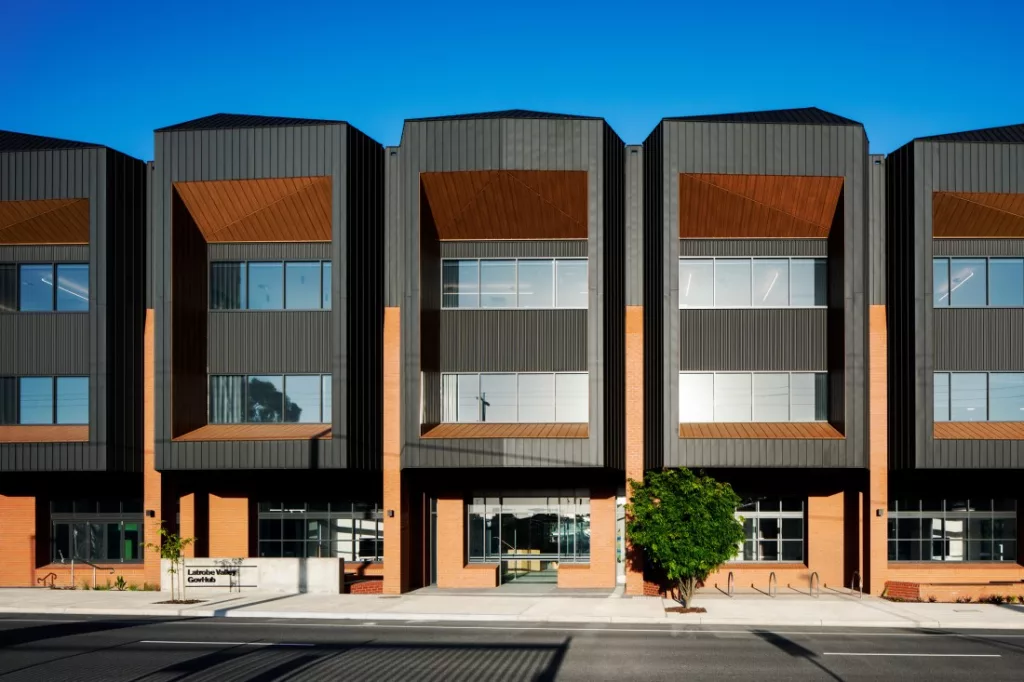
[0,619,152,649]
[752,630,843,682]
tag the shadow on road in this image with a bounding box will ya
[752,630,844,682]
[0,619,151,649]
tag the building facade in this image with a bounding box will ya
[0,111,1021,599]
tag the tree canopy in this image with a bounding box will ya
[626,468,744,605]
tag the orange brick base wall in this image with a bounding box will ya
[0,496,36,587]
[37,564,150,590]
[557,492,616,589]
[208,494,248,557]
[436,497,499,588]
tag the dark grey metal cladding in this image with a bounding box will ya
[674,438,847,468]
[679,309,827,371]
[208,311,331,373]
[887,138,1024,469]
[384,146,401,308]
[934,309,1024,371]
[0,146,146,472]
[151,122,384,471]
[650,119,869,469]
[626,145,643,306]
[402,437,595,468]
[439,240,587,258]
[208,243,330,260]
[678,239,827,257]
[440,310,586,372]
[398,116,625,469]
[869,155,886,304]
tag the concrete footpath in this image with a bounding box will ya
[2,587,1024,629]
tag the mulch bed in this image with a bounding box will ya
[665,606,707,614]
[154,600,206,605]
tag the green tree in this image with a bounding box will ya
[627,469,745,606]
[147,524,195,603]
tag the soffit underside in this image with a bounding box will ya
[0,198,89,244]
[933,192,1024,238]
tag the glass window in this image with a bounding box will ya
[517,260,554,308]
[933,258,950,307]
[949,258,987,307]
[733,498,804,563]
[322,375,332,423]
[19,264,54,311]
[322,262,332,309]
[0,264,15,312]
[210,262,246,309]
[480,260,516,308]
[680,373,714,422]
[889,499,1016,562]
[753,374,789,421]
[989,259,1024,307]
[285,375,322,423]
[518,374,555,422]
[50,500,143,563]
[247,375,285,422]
[480,374,517,422]
[989,373,1024,421]
[442,260,479,308]
[56,264,89,311]
[467,495,590,563]
[790,259,827,306]
[247,262,284,310]
[285,262,322,310]
[556,260,588,308]
[950,373,987,421]
[934,373,950,422]
[56,377,88,425]
[790,373,828,422]
[753,260,789,307]
[555,373,589,423]
[714,259,751,307]
[210,375,245,423]
[19,377,53,424]
[457,374,481,422]
[714,373,752,422]
[679,259,714,308]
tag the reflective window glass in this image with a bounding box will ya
[0,264,15,312]
[555,373,588,423]
[790,259,827,306]
[285,262,322,310]
[714,373,752,422]
[19,264,53,311]
[56,377,88,424]
[934,373,950,422]
[56,264,89,311]
[989,373,1024,421]
[518,374,555,422]
[480,260,516,308]
[442,260,479,308]
[790,373,827,422]
[949,258,987,307]
[247,375,285,422]
[680,373,714,422]
[555,260,588,308]
[753,373,789,421]
[322,262,332,309]
[456,374,480,422]
[285,375,322,423]
[517,260,554,308]
[209,375,245,423]
[989,259,1024,307]
[321,375,332,423]
[753,260,789,307]
[950,373,987,421]
[19,377,53,424]
[480,374,517,422]
[247,263,284,310]
[210,262,246,309]
[714,259,751,306]
[933,258,950,307]
[679,259,714,308]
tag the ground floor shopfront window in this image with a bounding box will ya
[50,499,144,564]
[257,502,383,561]
[888,499,1016,562]
[467,493,590,582]
[732,498,805,563]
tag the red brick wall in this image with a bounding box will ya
[884,581,920,601]
[866,305,889,595]
[142,310,163,588]
[0,496,36,587]
[436,497,498,588]
[624,306,645,595]
[557,491,616,589]
[208,494,248,557]
[382,307,406,594]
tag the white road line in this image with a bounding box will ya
[139,640,314,647]
[823,653,1001,658]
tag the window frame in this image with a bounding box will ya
[12,375,90,425]
[678,257,827,309]
[888,499,1017,563]
[14,262,90,313]
[933,256,1024,308]
[440,257,588,310]
[256,501,384,562]
[440,371,589,424]
[731,498,806,564]
[209,260,332,311]
[933,371,1024,423]
[50,499,144,564]
[679,371,828,423]
[208,373,332,425]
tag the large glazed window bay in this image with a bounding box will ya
[680,372,827,423]
[442,372,588,423]
[209,374,332,424]
[679,257,825,308]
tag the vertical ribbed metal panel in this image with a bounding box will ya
[662,120,868,468]
[626,145,643,306]
[207,311,331,373]
[0,246,89,261]
[438,240,587,258]
[603,125,626,471]
[933,306,1024,371]
[677,239,827,256]
[642,123,665,470]
[208,243,330,260]
[384,146,401,307]
[403,437,595,468]
[399,116,618,468]
[869,154,886,304]
[439,310,586,371]
[933,239,1024,256]
[0,315,90,374]
[672,439,846,468]
[679,309,827,370]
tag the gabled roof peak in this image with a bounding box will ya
[156,113,346,132]
[665,107,861,126]
[407,109,601,122]
[0,129,100,152]
[919,122,1024,144]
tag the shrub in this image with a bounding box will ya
[113,576,127,591]
[128,583,139,592]
[927,595,937,603]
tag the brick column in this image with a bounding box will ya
[808,492,845,588]
[436,497,498,588]
[142,309,163,588]
[0,495,35,587]
[558,491,616,588]
[624,306,645,595]
[208,495,248,557]
[382,307,407,594]
[179,493,196,558]
[865,305,889,594]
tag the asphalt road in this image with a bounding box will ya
[1,615,1023,681]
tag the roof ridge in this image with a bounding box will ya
[0,129,101,152]
[665,106,861,126]
[157,112,347,133]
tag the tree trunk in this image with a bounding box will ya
[678,577,697,607]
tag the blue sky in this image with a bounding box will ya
[1,0,1020,160]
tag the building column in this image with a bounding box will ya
[208,494,248,557]
[624,306,645,595]
[142,309,163,588]
[808,492,845,588]
[0,495,36,587]
[557,490,617,588]
[865,305,889,594]
[382,307,407,594]
[179,493,196,558]
[436,496,498,588]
